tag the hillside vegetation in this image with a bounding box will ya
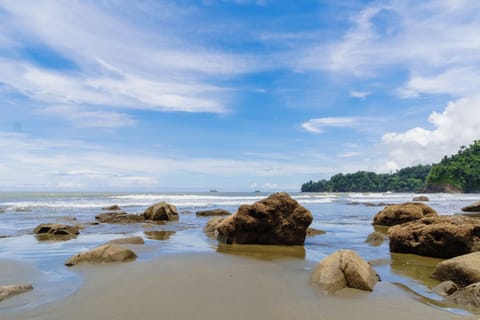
[301,140,480,193]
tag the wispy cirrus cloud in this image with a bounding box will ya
[301,117,358,134]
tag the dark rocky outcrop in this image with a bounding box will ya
[216,192,313,245]
[196,209,231,217]
[372,202,438,226]
[310,249,378,293]
[412,196,430,202]
[0,284,33,302]
[65,244,137,266]
[432,252,480,286]
[365,231,387,246]
[462,201,480,213]
[102,205,121,211]
[95,212,145,224]
[142,202,179,221]
[388,216,480,259]
[33,223,79,240]
[107,236,145,245]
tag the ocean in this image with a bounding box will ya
[0,191,479,314]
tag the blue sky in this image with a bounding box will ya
[1,0,480,191]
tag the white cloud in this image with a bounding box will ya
[350,90,371,99]
[380,96,480,170]
[302,117,357,134]
[43,105,136,128]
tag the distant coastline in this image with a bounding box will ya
[302,140,480,193]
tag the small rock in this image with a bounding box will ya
[365,231,387,246]
[307,227,326,237]
[0,284,33,302]
[0,208,5,214]
[65,244,137,266]
[413,196,430,202]
[102,205,121,211]
[462,201,480,212]
[373,202,438,226]
[33,223,79,241]
[142,202,179,221]
[196,209,231,217]
[204,217,224,233]
[310,249,378,293]
[433,281,458,297]
[95,212,145,224]
[107,236,145,245]
[432,252,480,286]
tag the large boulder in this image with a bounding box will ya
[216,192,313,245]
[462,201,480,212]
[142,202,179,221]
[33,223,79,240]
[0,284,33,302]
[65,244,137,266]
[388,216,480,259]
[431,252,480,286]
[310,249,378,293]
[95,212,145,224]
[373,202,438,226]
[196,209,231,217]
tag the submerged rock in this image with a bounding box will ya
[95,212,145,224]
[216,192,313,245]
[432,252,480,286]
[388,216,480,258]
[142,202,179,221]
[33,223,79,241]
[196,209,231,217]
[462,201,480,213]
[65,244,137,266]
[107,236,145,245]
[310,249,378,293]
[373,202,437,226]
[365,231,387,246]
[102,205,121,211]
[412,196,430,202]
[307,227,326,237]
[0,284,33,302]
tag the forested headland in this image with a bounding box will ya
[301,140,480,193]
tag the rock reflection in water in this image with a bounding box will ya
[144,230,176,241]
[217,243,306,260]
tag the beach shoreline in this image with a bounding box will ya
[1,252,473,320]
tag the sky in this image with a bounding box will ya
[1,0,480,192]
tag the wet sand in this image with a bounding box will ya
[2,252,472,320]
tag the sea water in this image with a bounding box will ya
[0,192,478,313]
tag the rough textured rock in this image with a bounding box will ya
[310,249,378,293]
[196,209,231,217]
[95,212,145,224]
[65,244,137,266]
[365,231,387,246]
[307,227,326,237]
[388,216,480,259]
[373,202,438,226]
[432,252,480,286]
[33,223,79,240]
[216,192,313,245]
[102,205,121,211]
[107,236,145,245]
[462,201,480,212]
[0,284,33,302]
[204,217,224,233]
[142,202,179,221]
[433,281,459,297]
[413,196,430,202]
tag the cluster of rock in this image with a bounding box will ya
[95,202,179,224]
[371,199,480,309]
[33,223,80,241]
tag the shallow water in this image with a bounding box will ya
[0,191,479,315]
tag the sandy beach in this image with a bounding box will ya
[1,251,472,320]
